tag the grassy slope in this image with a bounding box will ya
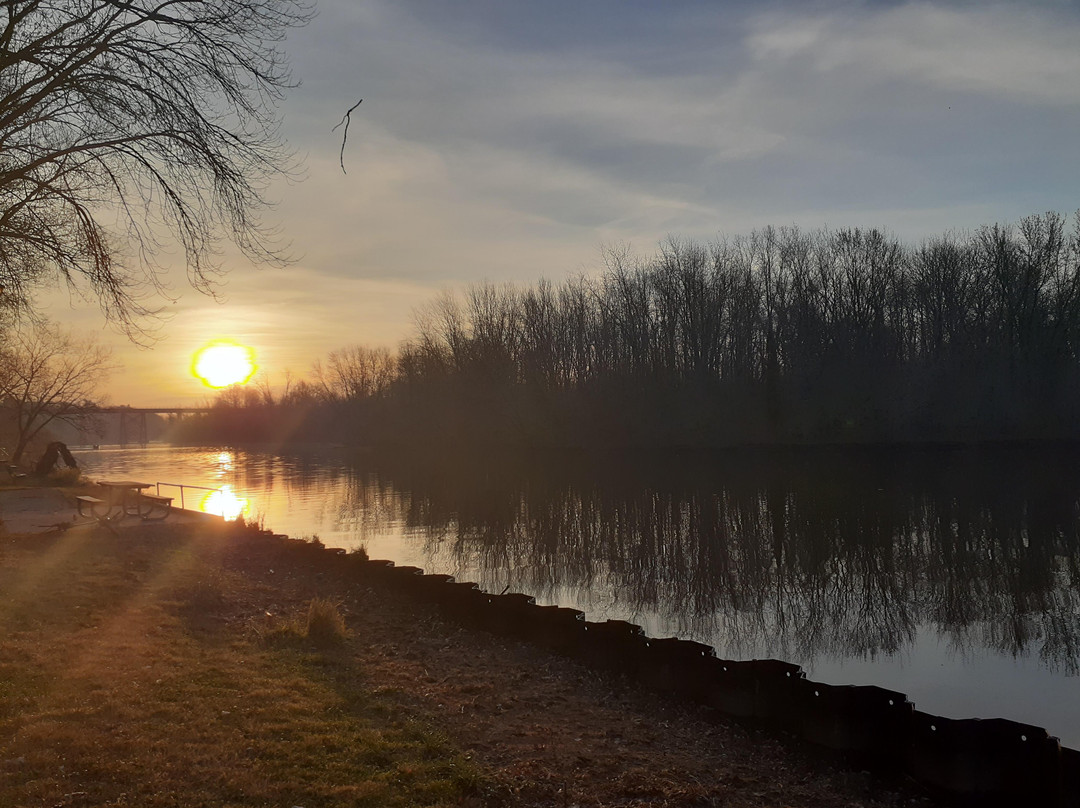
[0,508,935,808]
[0,522,477,808]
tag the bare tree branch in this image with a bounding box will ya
[0,0,313,337]
[332,98,362,174]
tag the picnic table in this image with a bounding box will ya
[76,480,173,524]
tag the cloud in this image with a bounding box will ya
[285,1,788,196]
[272,0,1080,307]
[287,0,1080,247]
[747,2,1080,105]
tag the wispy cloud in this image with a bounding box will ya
[748,3,1080,105]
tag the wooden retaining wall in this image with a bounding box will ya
[286,540,1078,807]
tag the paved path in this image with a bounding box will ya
[0,487,79,535]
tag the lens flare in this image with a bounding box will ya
[200,485,248,521]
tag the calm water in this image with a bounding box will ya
[74,444,1080,747]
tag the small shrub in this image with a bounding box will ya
[305,597,348,646]
[267,598,349,648]
[229,512,272,539]
[303,533,324,549]
[234,512,268,532]
[180,577,227,611]
[349,543,369,561]
[47,467,82,485]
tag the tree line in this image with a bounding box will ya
[180,210,1080,448]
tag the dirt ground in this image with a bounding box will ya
[216,530,938,807]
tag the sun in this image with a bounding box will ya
[192,340,256,388]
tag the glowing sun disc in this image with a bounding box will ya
[192,341,256,388]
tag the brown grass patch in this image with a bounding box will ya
[265,597,350,648]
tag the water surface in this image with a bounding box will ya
[74,444,1080,747]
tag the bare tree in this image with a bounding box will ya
[314,345,397,401]
[0,0,312,332]
[0,322,114,464]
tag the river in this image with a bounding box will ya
[72,442,1080,748]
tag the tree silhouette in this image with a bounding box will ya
[0,322,113,464]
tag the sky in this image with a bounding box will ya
[39,0,1080,406]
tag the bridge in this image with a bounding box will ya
[90,406,213,415]
[81,406,213,447]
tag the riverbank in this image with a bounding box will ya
[0,494,936,807]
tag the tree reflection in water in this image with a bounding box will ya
[353,447,1080,672]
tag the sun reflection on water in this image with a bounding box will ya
[200,484,248,520]
[214,451,234,474]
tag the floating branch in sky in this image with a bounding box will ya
[333,99,364,174]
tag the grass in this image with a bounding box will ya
[45,467,83,486]
[267,597,350,648]
[0,521,481,807]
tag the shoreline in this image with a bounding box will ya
[0,498,938,807]
[274,533,1080,808]
[4,482,1074,805]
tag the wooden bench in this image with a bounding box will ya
[137,492,173,521]
[75,494,121,535]
[75,495,109,518]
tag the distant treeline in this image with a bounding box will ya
[175,210,1080,448]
